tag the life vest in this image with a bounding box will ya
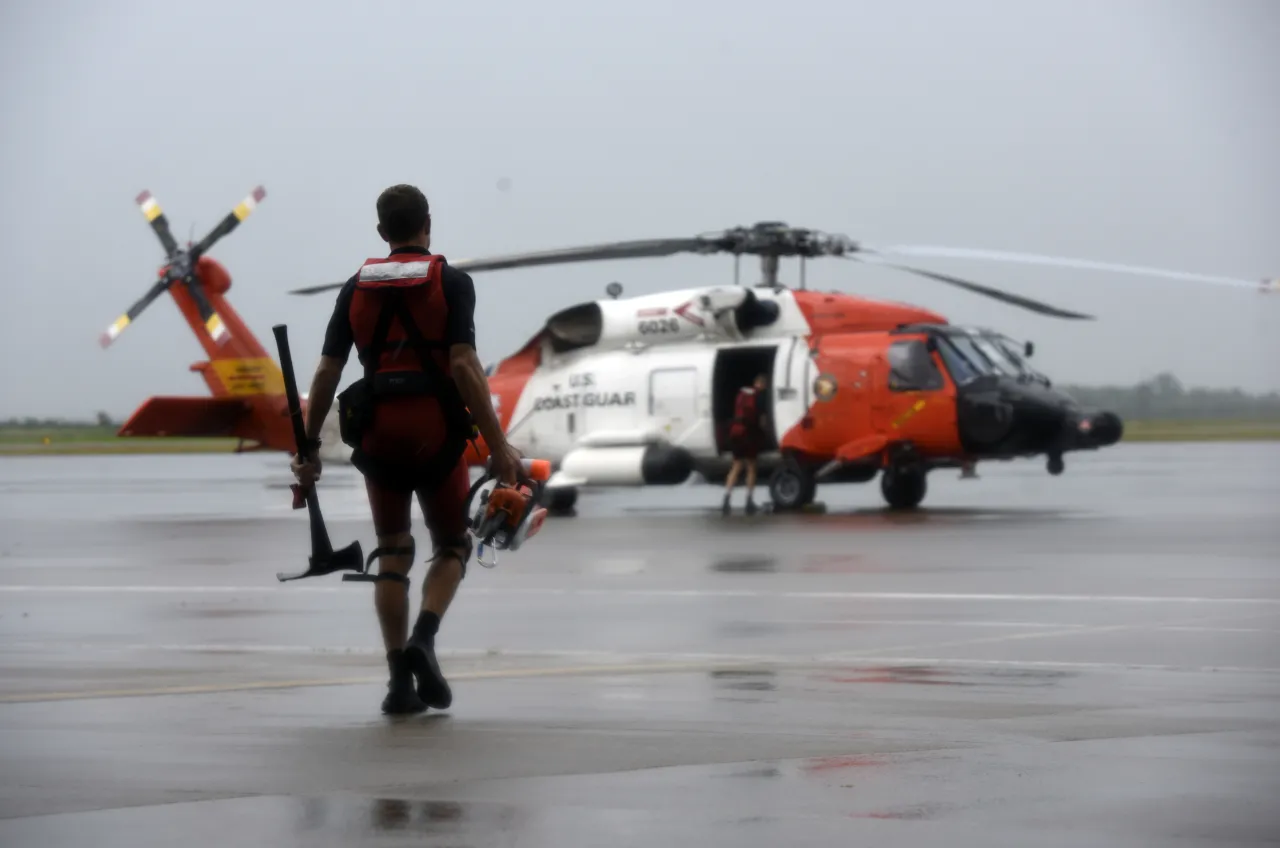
[336,253,474,487]
[729,386,759,437]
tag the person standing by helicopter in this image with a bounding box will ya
[722,373,770,514]
[290,183,521,716]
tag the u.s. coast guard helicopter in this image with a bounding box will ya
[291,221,1270,513]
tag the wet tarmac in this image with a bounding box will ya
[1,443,1278,846]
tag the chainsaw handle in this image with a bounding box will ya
[484,454,551,483]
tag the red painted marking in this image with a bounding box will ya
[674,300,704,326]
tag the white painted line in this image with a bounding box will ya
[0,644,1275,678]
[768,618,1279,633]
[1,585,1279,604]
[843,657,1280,675]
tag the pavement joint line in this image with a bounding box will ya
[828,609,1269,660]
[4,652,1280,706]
[3,585,1280,604]
[0,659,771,705]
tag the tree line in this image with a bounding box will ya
[1058,373,1280,421]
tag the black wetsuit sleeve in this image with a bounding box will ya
[442,265,477,348]
[320,277,357,364]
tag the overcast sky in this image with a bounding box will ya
[2,0,1277,419]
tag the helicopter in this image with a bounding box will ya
[288,220,1270,513]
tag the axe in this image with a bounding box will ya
[272,324,364,582]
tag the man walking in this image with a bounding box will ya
[290,183,520,715]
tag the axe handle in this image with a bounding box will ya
[273,324,310,459]
[273,324,312,511]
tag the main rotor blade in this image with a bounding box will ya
[180,276,231,345]
[288,236,714,296]
[866,245,1265,292]
[135,190,180,259]
[99,278,171,348]
[191,186,266,258]
[289,281,349,296]
[449,237,712,273]
[855,257,1094,319]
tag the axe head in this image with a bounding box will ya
[276,539,366,583]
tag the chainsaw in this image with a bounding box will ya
[466,456,552,568]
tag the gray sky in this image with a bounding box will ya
[2,0,1277,419]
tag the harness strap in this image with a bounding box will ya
[357,287,475,446]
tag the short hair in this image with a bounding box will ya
[376,184,430,242]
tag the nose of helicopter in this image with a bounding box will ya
[955,378,1123,456]
[1066,409,1124,448]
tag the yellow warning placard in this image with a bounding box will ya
[210,358,285,396]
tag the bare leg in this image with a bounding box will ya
[422,546,464,619]
[745,460,758,512]
[723,458,742,513]
[373,531,414,651]
[403,469,472,710]
[724,459,742,491]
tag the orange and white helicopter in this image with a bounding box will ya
[101,187,1270,514]
[291,221,1271,513]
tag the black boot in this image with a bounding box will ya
[405,612,452,710]
[381,649,427,715]
[722,492,732,515]
[745,495,758,515]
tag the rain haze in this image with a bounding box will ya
[2,0,1277,419]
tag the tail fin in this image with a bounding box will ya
[119,397,251,439]
[121,265,296,452]
[166,260,286,399]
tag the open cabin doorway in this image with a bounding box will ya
[712,345,779,454]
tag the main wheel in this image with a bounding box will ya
[880,467,926,510]
[544,486,578,516]
[769,456,817,512]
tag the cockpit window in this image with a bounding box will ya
[887,340,944,392]
[934,336,992,386]
[970,338,1020,377]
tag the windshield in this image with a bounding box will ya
[935,335,995,385]
[980,331,1049,384]
[970,336,1021,377]
[937,329,1047,385]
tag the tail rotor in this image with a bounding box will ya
[100,186,266,349]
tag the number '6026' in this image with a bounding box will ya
[638,318,679,334]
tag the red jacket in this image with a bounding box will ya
[729,386,762,438]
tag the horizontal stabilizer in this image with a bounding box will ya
[118,397,250,438]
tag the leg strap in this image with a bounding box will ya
[365,541,415,571]
[341,539,415,584]
[430,535,473,580]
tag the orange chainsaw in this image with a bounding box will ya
[466,456,552,568]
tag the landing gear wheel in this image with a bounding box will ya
[544,486,578,517]
[769,457,816,512]
[881,467,926,510]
